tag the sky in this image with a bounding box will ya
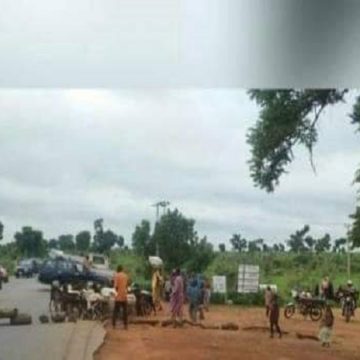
[0,89,358,247]
[1,0,359,87]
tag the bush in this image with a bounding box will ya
[227,292,264,306]
[110,250,148,277]
[210,291,273,306]
[210,293,226,304]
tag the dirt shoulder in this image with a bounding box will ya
[94,306,360,360]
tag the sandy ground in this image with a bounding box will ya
[94,305,360,360]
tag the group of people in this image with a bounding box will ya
[264,285,335,345]
[168,269,211,325]
[265,276,359,347]
[111,265,212,329]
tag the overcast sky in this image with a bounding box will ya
[0,89,358,247]
[1,0,360,87]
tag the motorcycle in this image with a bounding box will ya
[284,290,324,321]
[343,295,355,322]
[336,288,358,323]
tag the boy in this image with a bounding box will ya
[187,278,200,323]
[112,265,129,329]
[269,294,282,338]
[319,304,334,347]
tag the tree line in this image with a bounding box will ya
[0,210,352,275]
[0,219,125,259]
[221,224,347,254]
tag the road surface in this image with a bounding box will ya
[0,277,105,360]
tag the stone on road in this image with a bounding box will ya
[0,278,105,360]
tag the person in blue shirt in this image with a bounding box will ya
[187,277,201,323]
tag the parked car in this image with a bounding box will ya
[15,259,35,278]
[38,258,113,286]
[0,265,9,283]
[15,258,44,278]
[28,258,44,274]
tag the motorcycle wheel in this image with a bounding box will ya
[345,307,351,323]
[284,305,295,319]
[310,306,322,321]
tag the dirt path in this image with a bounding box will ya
[95,306,360,360]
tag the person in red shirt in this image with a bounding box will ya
[112,265,129,329]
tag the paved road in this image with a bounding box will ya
[0,277,105,360]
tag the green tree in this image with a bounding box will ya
[58,234,75,252]
[262,243,270,252]
[75,231,91,252]
[117,235,125,248]
[48,239,58,249]
[132,220,154,257]
[247,89,360,242]
[0,221,3,241]
[97,230,119,253]
[248,238,263,252]
[286,225,310,253]
[304,235,316,252]
[185,236,215,273]
[273,243,286,252]
[230,234,247,252]
[14,226,47,257]
[152,209,197,272]
[218,243,226,252]
[349,207,360,247]
[272,243,280,252]
[333,237,347,253]
[93,218,104,251]
[314,234,332,253]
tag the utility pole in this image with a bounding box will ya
[345,223,351,280]
[152,201,170,256]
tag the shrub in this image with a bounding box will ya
[210,293,226,304]
[210,291,278,306]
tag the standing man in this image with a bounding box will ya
[112,265,129,329]
[203,279,211,312]
[83,255,92,273]
[269,294,282,339]
[265,286,273,317]
[187,277,200,323]
[320,276,334,300]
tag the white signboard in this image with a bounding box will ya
[212,276,227,294]
[238,264,260,293]
[259,284,278,293]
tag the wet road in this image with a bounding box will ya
[0,277,105,360]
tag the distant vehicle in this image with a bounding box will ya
[48,250,109,271]
[15,259,35,278]
[0,265,9,283]
[38,258,114,286]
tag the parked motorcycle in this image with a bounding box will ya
[284,290,324,321]
[342,295,355,323]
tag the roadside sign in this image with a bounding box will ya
[238,264,260,293]
[212,275,227,294]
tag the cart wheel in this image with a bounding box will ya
[310,306,322,321]
[284,305,295,319]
